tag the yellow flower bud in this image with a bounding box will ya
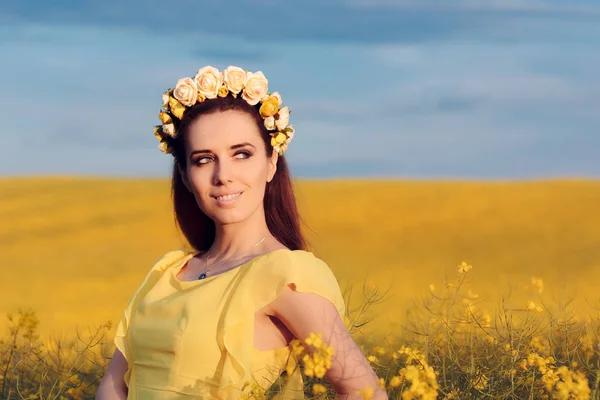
[197,91,206,103]
[154,126,162,141]
[259,96,280,118]
[169,97,186,119]
[159,111,172,125]
[312,383,327,395]
[218,85,229,98]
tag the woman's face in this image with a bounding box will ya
[181,110,278,225]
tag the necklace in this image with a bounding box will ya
[199,235,268,280]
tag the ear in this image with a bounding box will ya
[177,161,193,192]
[267,149,279,183]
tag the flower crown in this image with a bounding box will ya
[154,66,294,156]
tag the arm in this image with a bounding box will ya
[95,348,128,400]
[267,284,388,400]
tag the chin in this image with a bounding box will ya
[210,209,249,225]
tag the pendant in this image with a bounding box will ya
[199,272,207,279]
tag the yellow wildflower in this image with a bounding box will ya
[458,261,472,274]
[390,376,402,387]
[473,373,488,391]
[290,338,305,356]
[531,276,544,294]
[527,301,544,313]
[367,355,379,364]
[357,386,374,400]
[312,383,327,395]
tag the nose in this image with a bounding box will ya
[213,158,233,185]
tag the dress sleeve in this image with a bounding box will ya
[217,250,346,394]
[113,249,190,387]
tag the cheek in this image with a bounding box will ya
[186,167,211,196]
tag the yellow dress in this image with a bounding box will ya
[114,248,346,399]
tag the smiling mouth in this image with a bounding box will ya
[213,191,243,202]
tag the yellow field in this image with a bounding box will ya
[1,177,600,339]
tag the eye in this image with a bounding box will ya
[234,151,252,159]
[194,156,213,166]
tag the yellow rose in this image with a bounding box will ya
[194,66,222,99]
[173,77,198,107]
[242,71,268,105]
[222,66,246,94]
[168,97,186,119]
[218,85,229,98]
[264,116,276,130]
[159,111,172,125]
[275,106,290,130]
[274,132,287,144]
[259,95,279,118]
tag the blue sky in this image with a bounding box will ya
[1,0,599,179]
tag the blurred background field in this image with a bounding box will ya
[2,177,599,339]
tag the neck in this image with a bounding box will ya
[210,208,272,261]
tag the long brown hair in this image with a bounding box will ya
[169,95,307,252]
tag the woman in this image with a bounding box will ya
[96,66,387,399]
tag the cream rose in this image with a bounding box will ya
[162,90,171,109]
[270,91,282,105]
[162,123,176,138]
[223,66,246,94]
[173,77,198,107]
[242,71,268,105]
[275,106,290,130]
[264,116,276,130]
[285,125,294,140]
[194,66,222,99]
[158,141,171,154]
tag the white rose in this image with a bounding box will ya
[264,116,276,130]
[162,123,176,138]
[275,106,290,130]
[223,66,246,94]
[159,141,170,154]
[194,66,222,99]
[242,71,268,106]
[162,90,170,109]
[173,77,198,107]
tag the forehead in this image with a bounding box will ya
[186,110,261,149]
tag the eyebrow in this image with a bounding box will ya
[189,142,256,158]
